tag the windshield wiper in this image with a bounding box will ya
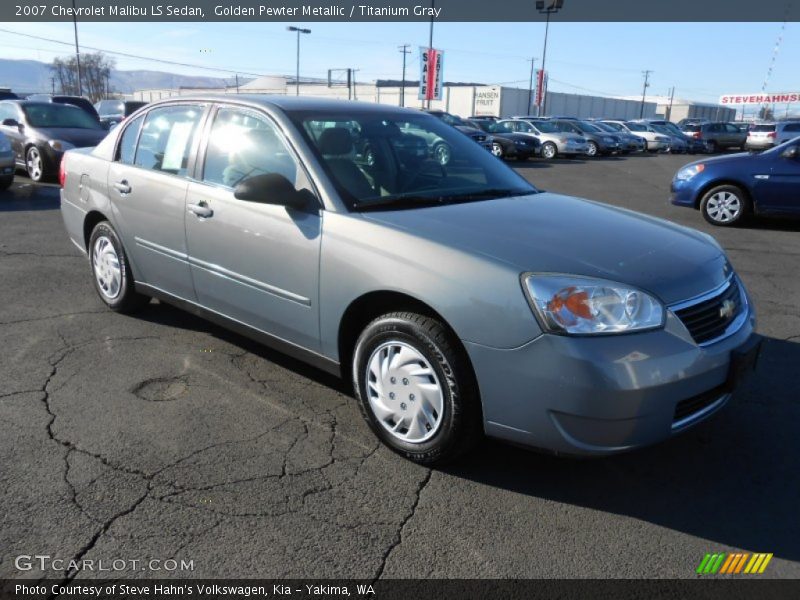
[353,188,535,212]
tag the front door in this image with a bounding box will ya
[757,144,800,214]
[184,105,323,352]
[107,104,207,301]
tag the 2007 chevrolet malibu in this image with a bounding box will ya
[59,96,761,464]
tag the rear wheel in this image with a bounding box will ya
[700,185,749,226]
[585,141,598,157]
[352,312,481,465]
[707,140,719,154]
[541,142,557,160]
[89,221,150,312]
[433,142,451,166]
[491,142,504,158]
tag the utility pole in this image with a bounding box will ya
[71,0,82,96]
[666,86,675,121]
[287,26,311,96]
[352,69,360,101]
[51,77,56,94]
[639,70,652,118]
[398,44,411,107]
[427,0,435,108]
[527,57,537,116]
[235,74,240,94]
[105,73,110,98]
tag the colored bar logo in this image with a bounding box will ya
[697,552,773,574]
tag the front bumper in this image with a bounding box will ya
[745,140,774,151]
[465,292,758,456]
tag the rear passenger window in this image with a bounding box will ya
[202,107,298,189]
[116,114,143,165]
[135,105,204,177]
[784,124,800,132]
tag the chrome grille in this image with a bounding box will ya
[673,278,743,345]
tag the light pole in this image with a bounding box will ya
[536,0,564,116]
[72,0,82,96]
[426,0,435,108]
[287,26,311,96]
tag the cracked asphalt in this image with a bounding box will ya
[1,154,799,581]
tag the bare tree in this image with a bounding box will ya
[50,52,114,101]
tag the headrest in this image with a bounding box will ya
[318,127,353,155]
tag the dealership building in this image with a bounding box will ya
[132,76,663,120]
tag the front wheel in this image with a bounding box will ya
[491,142,504,158]
[89,221,150,312]
[585,141,598,157]
[541,142,557,160]
[26,146,47,182]
[352,312,481,465]
[700,185,749,226]
[433,142,451,166]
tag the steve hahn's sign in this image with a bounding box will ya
[720,92,800,105]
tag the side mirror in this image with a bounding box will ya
[233,173,310,210]
[1,118,19,128]
[780,146,799,159]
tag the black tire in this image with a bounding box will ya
[88,221,150,313]
[0,175,12,191]
[699,184,750,227]
[586,141,598,157]
[352,312,481,465]
[707,140,719,154]
[432,142,451,166]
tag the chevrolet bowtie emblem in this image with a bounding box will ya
[720,299,736,319]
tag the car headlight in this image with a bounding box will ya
[48,140,75,152]
[675,164,705,181]
[522,274,665,335]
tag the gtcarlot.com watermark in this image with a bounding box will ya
[14,554,195,573]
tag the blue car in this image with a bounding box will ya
[671,138,800,226]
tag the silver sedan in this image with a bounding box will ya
[60,96,760,464]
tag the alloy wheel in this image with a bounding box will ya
[491,142,504,157]
[26,147,43,181]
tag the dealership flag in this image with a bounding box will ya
[419,47,444,101]
[534,69,548,107]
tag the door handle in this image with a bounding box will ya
[187,202,213,218]
[113,180,131,194]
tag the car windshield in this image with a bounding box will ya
[23,103,103,129]
[530,120,560,133]
[625,122,648,132]
[436,112,468,128]
[476,121,514,134]
[96,100,124,115]
[575,121,602,133]
[292,111,537,211]
[650,124,672,135]
[683,124,702,132]
[601,122,624,132]
[593,122,618,133]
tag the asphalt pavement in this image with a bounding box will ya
[1,153,798,581]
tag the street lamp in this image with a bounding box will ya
[287,26,311,96]
[536,0,564,116]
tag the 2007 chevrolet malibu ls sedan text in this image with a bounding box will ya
[59,96,761,464]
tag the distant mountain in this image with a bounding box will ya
[0,58,238,95]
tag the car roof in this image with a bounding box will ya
[145,94,428,117]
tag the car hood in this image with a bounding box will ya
[681,151,755,171]
[32,127,107,148]
[363,193,728,305]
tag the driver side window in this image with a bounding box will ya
[202,107,298,190]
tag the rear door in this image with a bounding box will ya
[107,103,207,301]
[184,104,323,351]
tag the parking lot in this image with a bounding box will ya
[1,153,798,580]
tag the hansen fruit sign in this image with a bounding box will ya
[720,92,800,105]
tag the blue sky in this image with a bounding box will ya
[2,21,797,103]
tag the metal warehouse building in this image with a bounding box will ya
[132,77,658,120]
